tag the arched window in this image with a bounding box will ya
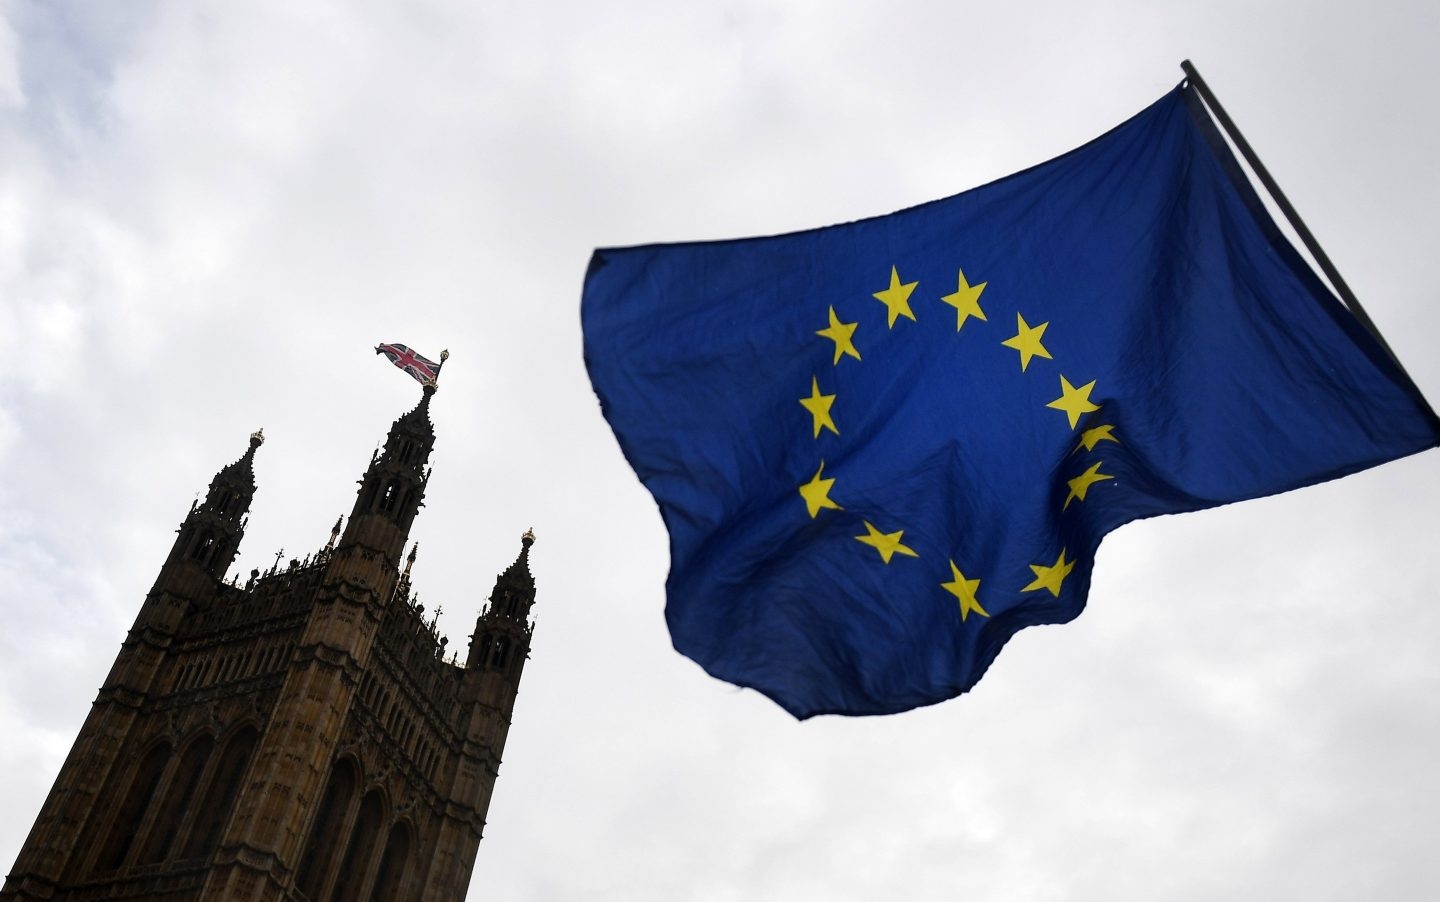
[369,823,412,900]
[379,481,399,514]
[179,726,258,860]
[137,734,215,865]
[332,790,385,900]
[94,741,172,872]
[191,531,215,565]
[296,758,359,900]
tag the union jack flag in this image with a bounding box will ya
[375,343,443,385]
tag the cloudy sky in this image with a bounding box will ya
[2,1,1438,899]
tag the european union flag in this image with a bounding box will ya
[582,82,1439,719]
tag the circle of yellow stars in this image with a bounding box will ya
[797,264,1120,623]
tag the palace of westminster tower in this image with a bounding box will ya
[2,383,537,900]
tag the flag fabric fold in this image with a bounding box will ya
[581,82,1439,719]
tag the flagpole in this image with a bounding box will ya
[1179,60,1417,383]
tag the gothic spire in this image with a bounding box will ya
[170,429,263,580]
[198,428,263,521]
[466,530,538,671]
[391,382,437,445]
[209,428,264,501]
[339,388,438,564]
[487,530,537,624]
[497,529,536,593]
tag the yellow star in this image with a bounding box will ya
[941,560,989,622]
[940,268,987,332]
[1022,548,1075,598]
[817,306,861,365]
[873,266,918,328]
[1000,313,1052,371]
[1074,423,1119,453]
[855,521,918,564]
[1047,375,1100,429]
[799,376,838,438]
[1063,461,1114,510]
[798,461,842,519]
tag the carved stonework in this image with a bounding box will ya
[2,392,537,902]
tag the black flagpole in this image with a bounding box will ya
[1179,60,1417,384]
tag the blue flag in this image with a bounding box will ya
[581,83,1439,719]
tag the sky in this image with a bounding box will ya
[1,1,1438,900]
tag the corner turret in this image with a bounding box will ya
[466,529,536,672]
[102,430,264,701]
[168,429,263,580]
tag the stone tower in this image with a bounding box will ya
[1,385,537,901]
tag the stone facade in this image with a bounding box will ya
[2,386,536,901]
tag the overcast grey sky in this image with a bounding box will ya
[2,2,1438,900]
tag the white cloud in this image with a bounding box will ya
[0,8,23,110]
[2,2,1438,900]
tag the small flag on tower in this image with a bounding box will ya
[376,343,445,385]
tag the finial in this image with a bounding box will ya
[440,349,450,362]
[522,527,536,547]
[250,428,265,447]
[326,515,342,551]
[403,542,418,578]
[422,380,438,395]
